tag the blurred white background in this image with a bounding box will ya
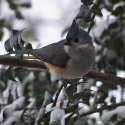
[0,0,81,54]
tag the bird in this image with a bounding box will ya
[8,20,95,81]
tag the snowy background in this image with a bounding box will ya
[0,0,81,54]
[0,0,125,125]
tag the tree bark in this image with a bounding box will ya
[0,55,125,85]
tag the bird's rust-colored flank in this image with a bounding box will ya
[44,62,62,72]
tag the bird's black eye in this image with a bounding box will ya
[74,38,79,43]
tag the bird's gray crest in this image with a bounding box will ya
[66,19,79,39]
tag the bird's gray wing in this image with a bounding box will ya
[33,40,70,68]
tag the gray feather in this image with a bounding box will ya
[33,40,70,67]
[8,40,70,68]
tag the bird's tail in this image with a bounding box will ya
[7,49,34,56]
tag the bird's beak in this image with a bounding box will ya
[63,39,71,45]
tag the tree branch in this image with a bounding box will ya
[0,55,125,85]
[0,55,46,69]
[79,101,125,117]
[52,84,64,107]
[86,70,125,85]
[88,0,102,33]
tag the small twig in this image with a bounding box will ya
[79,101,125,117]
[21,108,35,123]
[52,84,64,107]
[88,0,102,33]
[88,14,96,33]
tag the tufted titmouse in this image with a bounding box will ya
[8,20,95,80]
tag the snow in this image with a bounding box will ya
[49,106,65,124]
[101,105,125,124]
[2,110,24,125]
[57,88,68,102]
[0,0,125,125]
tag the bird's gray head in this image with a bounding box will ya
[64,19,93,46]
